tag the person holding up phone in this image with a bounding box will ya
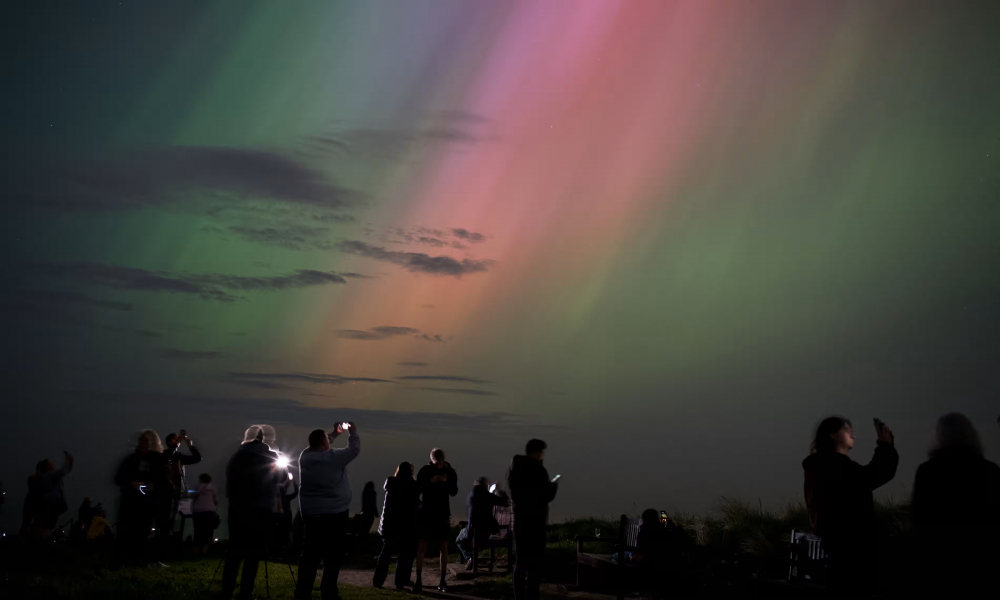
[802,416,898,596]
[507,439,558,600]
[414,448,458,592]
[295,422,361,600]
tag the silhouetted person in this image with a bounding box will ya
[222,425,283,600]
[631,509,693,598]
[456,477,508,569]
[157,431,201,551]
[20,451,73,539]
[295,423,360,600]
[373,461,420,590]
[191,473,219,555]
[115,430,167,565]
[415,447,458,593]
[71,496,93,543]
[352,480,377,538]
[507,439,558,600]
[803,416,897,596]
[911,413,1000,598]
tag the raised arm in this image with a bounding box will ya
[326,427,361,466]
[862,423,899,490]
[179,443,202,466]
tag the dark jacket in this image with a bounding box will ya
[226,440,281,512]
[115,450,170,502]
[467,485,508,537]
[506,455,558,523]
[164,443,202,494]
[911,447,1000,592]
[378,475,420,539]
[417,462,458,521]
[802,442,898,541]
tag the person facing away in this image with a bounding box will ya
[373,461,421,590]
[351,480,377,538]
[802,416,897,595]
[222,425,284,600]
[275,472,299,555]
[456,477,509,569]
[191,473,219,555]
[115,430,168,565]
[20,451,73,538]
[414,447,459,593]
[910,413,1000,598]
[295,422,361,600]
[507,439,558,600]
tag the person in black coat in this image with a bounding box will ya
[456,477,508,568]
[802,416,897,595]
[507,439,558,600]
[115,430,169,565]
[221,425,283,600]
[373,462,420,590]
[910,413,1000,598]
[155,431,202,556]
[414,448,458,592]
[352,480,378,539]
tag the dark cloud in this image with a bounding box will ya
[37,262,349,301]
[397,375,491,384]
[397,362,429,367]
[335,326,420,341]
[415,387,499,397]
[229,372,396,385]
[417,236,449,248]
[415,334,449,343]
[3,288,133,312]
[11,146,361,212]
[225,225,333,251]
[336,241,494,277]
[450,228,486,243]
[159,349,221,360]
[224,378,297,391]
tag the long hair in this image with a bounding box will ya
[811,416,851,454]
[930,412,983,458]
[138,429,163,453]
[394,461,414,479]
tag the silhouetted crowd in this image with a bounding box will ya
[9,411,1000,599]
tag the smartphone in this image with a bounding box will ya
[179,429,187,437]
[489,483,497,493]
[340,422,351,431]
[551,474,561,483]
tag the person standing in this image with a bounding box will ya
[414,448,458,593]
[911,413,1000,598]
[115,430,168,565]
[21,451,74,539]
[222,425,283,600]
[802,416,897,596]
[373,462,420,590]
[507,439,558,600]
[158,431,202,544]
[191,473,219,555]
[295,422,361,600]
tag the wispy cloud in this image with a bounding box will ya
[228,372,396,385]
[3,288,134,312]
[451,228,486,243]
[397,375,492,384]
[397,362,429,367]
[159,349,221,360]
[37,262,350,302]
[12,146,362,212]
[337,241,494,277]
[416,387,498,397]
[335,326,420,341]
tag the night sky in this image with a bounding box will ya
[2,1,999,531]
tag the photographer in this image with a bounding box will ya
[115,430,169,565]
[415,448,458,593]
[295,422,361,600]
[21,451,74,539]
[456,477,508,569]
[507,439,558,600]
[222,425,284,600]
[803,416,897,595]
[156,431,202,552]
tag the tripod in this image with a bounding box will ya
[204,539,297,598]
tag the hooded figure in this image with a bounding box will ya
[506,439,558,600]
[374,462,420,590]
